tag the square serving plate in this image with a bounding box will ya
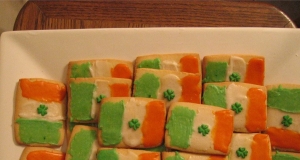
[1,28,300,159]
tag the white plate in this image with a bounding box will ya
[1,28,300,159]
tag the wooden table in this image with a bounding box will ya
[14,0,296,30]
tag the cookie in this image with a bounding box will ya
[162,151,228,160]
[97,148,161,160]
[14,78,66,146]
[20,147,65,160]
[202,82,267,132]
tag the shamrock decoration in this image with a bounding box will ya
[229,72,241,82]
[163,89,175,101]
[198,124,210,136]
[37,104,48,116]
[281,115,293,127]
[96,94,106,103]
[236,147,248,158]
[128,119,140,130]
[231,102,243,114]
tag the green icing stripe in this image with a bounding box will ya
[99,100,124,146]
[69,129,97,160]
[203,85,227,108]
[69,122,97,132]
[70,82,96,121]
[134,73,160,98]
[97,149,119,160]
[165,152,184,160]
[16,118,62,145]
[166,106,196,149]
[71,62,92,78]
[267,86,300,113]
[137,58,161,69]
[204,62,228,83]
[272,152,300,160]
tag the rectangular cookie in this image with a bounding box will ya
[229,133,272,160]
[135,53,201,74]
[133,68,201,108]
[162,151,228,160]
[165,102,234,155]
[97,148,161,160]
[202,82,267,133]
[98,97,166,149]
[20,147,65,160]
[265,84,300,152]
[14,78,66,147]
[67,59,133,79]
[65,125,99,160]
[67,77,132,123]
[202,54,264,85]
[66,121,97,142]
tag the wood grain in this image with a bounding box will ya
[14,0,296,30]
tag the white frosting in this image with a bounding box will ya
[267,107,300,132]
[89,140,99,160]
[230,133,254,160]
[162,60,179,71]
[122,98,147,147]
[189,108,215,152]
[118,150,139,160]
[226,56,246,82]
[91,80,111,118]
[157,74,182,109]
[226,83,248,132]
[90,60,112,77]
[18,99,65,120]
[188,155,210,160]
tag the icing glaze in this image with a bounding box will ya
[198,124,210,136]
[180,55,199,74]
[27,150,65,160]
[138,152,160,160]
[97,149,118,160]
[266,127,300,151]
[163,89,175,101]
[250,134,271,160]
[92,80,110,119]
[68,129,97,160]
[267,86,300,113]
[204,62,227,82]
[230,133,254,160]
[16,118,62,145]
[203,85,226,108]
[134,73,160,98]
[236,148,248,158]
[180,75,201,103]
[244,58,264,85]
[272,152,300,160]
[118,150,138,159]
[137,58,161,69]
[90,60,112,77]
[226,56,246,82]
[71,62,92,78]
[158,74,182,108]
[37,104,48,116]
[20,79,66,103]
[111,63,132,79]
[282,115,293,127]
[166,152,184,160]
[99,100,124,146]
[110,83,130,97]
[267,108,300,132]
[229,73,241,82]
[166,106,196,149]
[128,119,140,130]
[162,60,179,71]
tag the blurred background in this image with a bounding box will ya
[0,1,300,36]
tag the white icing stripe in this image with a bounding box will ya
[90,60,112,77]
[188,155,211,160]
[89,140,99,160]
[121,98,147,147]
[162,60,179,71]
[18,98,65,120]
[118,150,139,160]
[157,74,182,109]
[189,108,214,152]
[226,83,248,132]
[267,107,300,132]
[91,80,111,119]
[226,56,246,82]
[230,134,254,160]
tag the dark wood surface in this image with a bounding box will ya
[14,0,296,30]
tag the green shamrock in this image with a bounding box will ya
[198,124,210,136]
[37,104,48,116]
[281,115,293,127]
[163,89,175,101]
[231,102,243,114]
[229,72,241,82]
[96,94,106,103]
[128,119,140,130]
[236,147,248,158]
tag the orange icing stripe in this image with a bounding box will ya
[266,127,300,152]
[244,58,264,85]
[212,110,234,153]
[110,83,130,97]
[180,75,201,103]
[111,63,132,79]
[20,79,66,102]
[27,150,65,160]
[250,134,271,160]
[142,101,166,148]
[138,152,160,160]
[180,55,199,73]
[245,88,267,132]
